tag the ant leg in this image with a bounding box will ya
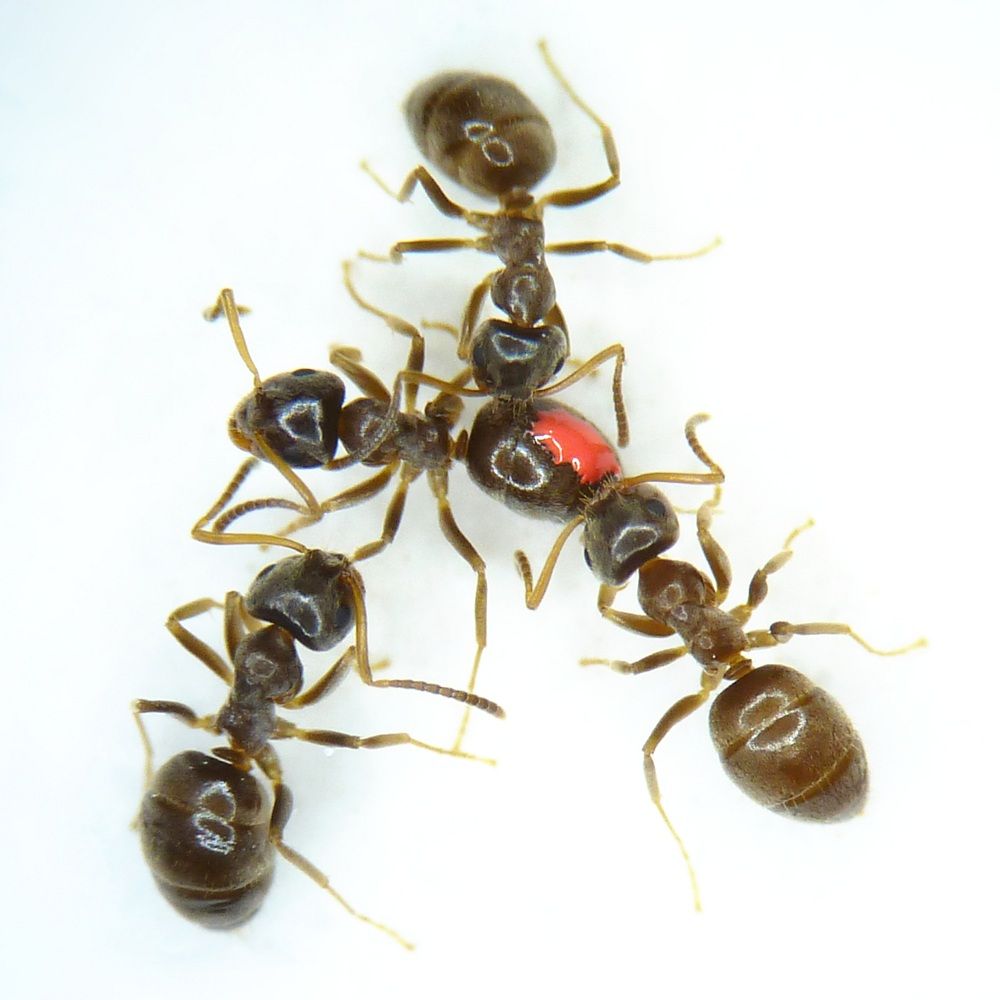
[253,745,415,950]
[360,237,490,264]
[594,583,675,637]
[328,345,392,404]
[428,468,488,751]
[360,161,472,219]
[642,668,726,911]
[341,567,504,719]
[748,622,927,656]
[165,597,232,685]
[581,645,689,674]
[514,515,585,610]
[536,343,629,447]
[545,236,722,263]
[459,276,492,360]
[694,489,732,603]
[350,466,419,563]
[536,40,620,210]
[728,518,815,625]
[221,591,249,663]
[285,647,356,709]
[273,719,495,767]
[341,260,427,411]
[132,699,215,787]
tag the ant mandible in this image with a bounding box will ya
[582,489,926,908]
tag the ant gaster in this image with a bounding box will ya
[583,490,926,908]
[135,588,497,944]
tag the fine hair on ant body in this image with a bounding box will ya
[582,489,926,909]
[361,41,720,444]
[134,588,497,945]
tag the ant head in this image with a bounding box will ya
[638,559,717,620]
[244,550,355,652]
[470,319,567,398]
[583,484,680,586]
[232,625,305,704]
[231,370,345,467]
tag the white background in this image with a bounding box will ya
[2,1,997,997]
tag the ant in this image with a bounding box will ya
[189,494,503,721]
[581,488,926,908]
[134,587,497,944]
[361,41,720,446]
[199,284,491,748]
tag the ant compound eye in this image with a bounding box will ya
[644,497,667,519]
[583,547,593,570]
[334,603,353,634]
[291,368,319,378]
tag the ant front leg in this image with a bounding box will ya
[459,275,493,360]
[165,597,232,685]
[593,583,674,637]
[694,490,732,603]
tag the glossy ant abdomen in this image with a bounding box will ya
[584,491,926,907]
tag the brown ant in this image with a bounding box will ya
[361,42,719,446]
[199,283,491,748]
[134,587,497,944]
[581,489,926,908]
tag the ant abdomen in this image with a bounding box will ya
[709,665,868,822]
[139,750,274,929]
[405,72,556,198]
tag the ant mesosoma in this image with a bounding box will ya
[581,489,926,909]
[361,42,719,445]
[135,588,496,944]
